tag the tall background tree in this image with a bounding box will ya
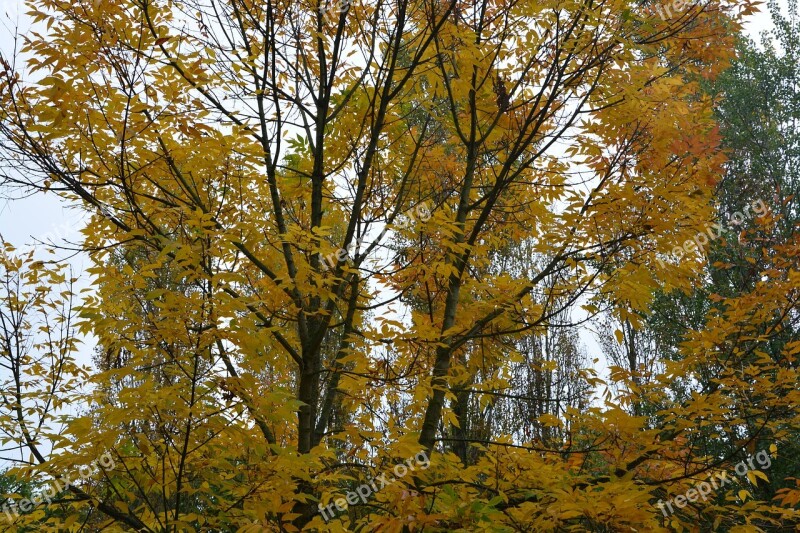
[594,1,800,529]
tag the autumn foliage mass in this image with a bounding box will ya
[0,0,799,531]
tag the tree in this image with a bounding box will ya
[593,1,800,529]
[3,0,799,531]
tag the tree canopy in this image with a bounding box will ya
[1,0,799,531]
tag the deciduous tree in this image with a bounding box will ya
[3,0,798,531]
